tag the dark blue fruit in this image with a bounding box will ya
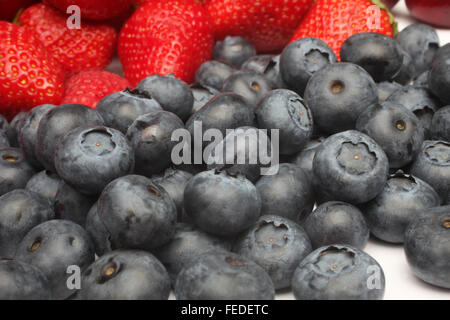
[377,81,402,102]
[195,60,236,90]
[77,250,171,300]
[0,130,9,148]
[303,201,369,250]
[429,52,450,105]
[313,130,389,204]
[292,245,385,300]
[0,114,9,133]
[363,172,441,243]
[392,47,416,85]
[233,215,312,290]
[431,105,450,141]
[0,148,36,196]
[304,63,378,134]
[175,250,275,300]
[213,36,256,67]
[413,71,429,88]
[242,54,286,89]
[190,84,220,115]
[7,111,26,147]
[26,170,61,204]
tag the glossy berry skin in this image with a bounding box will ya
[431,106,450,141]
[18,104,55,169]
[55,126,134,195]
[195,60,236,91]
[222,71,273,108]
[364,172,441,244]
[0,148,36,197]
[377,81,402,102]
[242,54,287,89]
[313,130,389,204]
[205,0,314,53]
[77,250,171,300]
[304,63,378,134]
[280,38,337,96]
[292,245,385,300]
[392,47,416,85]
[6,112,26,147]
[26,170,61,204]
[61,71,130,109]
[154,223,231,282]
[0,189,54,258]
[340,33,403,82]
[289,137,325,182]
[96,89,162,134]
[119,0,214,87]
[428,52,450,105]
[85,202,111,257]
[184,169,261,237]
[190,84,220,114]
[395,24,440,77]
[406,0,450,28]
[15,219,95,300]
[411,141,450,204]
[175,250,275,300]
[256,89,313,155]
[303,202,369,250]
[256,163,314,224]
[433,43,450,67]
[44,0,132,20]
[35,104,105,173]
[97,175,177,250]
[126,111,184,177]
[404,205,450,289]
[212,36,256,67]
[0,259,51,300]
[356,102,425,169]
[233,215,312,290]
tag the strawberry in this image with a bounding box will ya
[118,0,214,87]
[61,70,130,109]
[406,0,450,28]
[0,0,38,22]
[290,0,398,60]
[44,0,133,21]
[0,22,64,120]
[18,3,117,75]
[204,0,314,53]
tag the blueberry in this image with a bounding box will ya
[340,32,403,82]
[35,104,104,172]
[175,250,275,300]
[195,60,236,90]
[280,37,337,96]
[363,172,441,243]
[410,141,450,204]
[303,202,369,250]
[152,168,193,218]
[313,130,389,204]
[0,148,36,196]
[190,84,220,115]
[304,63,378,134]
[256,89,313,155]
[392,47,416,85]
[85,202,111,257]
[26,170,62,204]
[96,175,177,250]
[18,104,55,169]
[376,81,402,102]
[0,259,51,300]
[184,169,261,237]
[256,163,314,223]
[395,24,440,76]
[154,223,231,282]
[404,205,450,289]
[77,250,171,300]
[15,219,95,300]
[233,215,312,290]
[0,189,54,258]
[386,85,440,138]
[432,43,450,67]
[126,111,184,177]
[96,88,162,134]
[222,70,273,108]
[55,126,134,195]
[428,52,450,105]
[292,245,385,300]
[242,54,287,89]
[137,74,194,121]
[0,114,9,133]
[213,36,256,67]
[413,71,430,88]
[356,102,425,169]
[288,137,325,182]
[7,111,26,147]
[431,105,450,141]
[0,130,9,148]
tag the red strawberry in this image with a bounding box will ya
[0,0,38,22]
[290,0,398,60]
[61,70,130,109]
[44,0,133,21]
[118,0,214,87]
[406,0,450,28]
[0,21,64,120]
[204,0,314,53]
[18,4,117,75]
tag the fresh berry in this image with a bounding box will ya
[242,54,287,89]
[429,51,450,106]
[0,148,36,197]
[118,0,214,87]
[61,71,130,109]
[406,0,450,28]
[18,4,117,75]
[195,60,236,91]
[431,106,450,142]
[25,170,62,204]
[212,36,256,67]
[205,0,314,53]
[377,81,402,102]
[190,84,220,114]
[6,112,26,147]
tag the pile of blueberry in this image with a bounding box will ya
[0,24,449,300]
